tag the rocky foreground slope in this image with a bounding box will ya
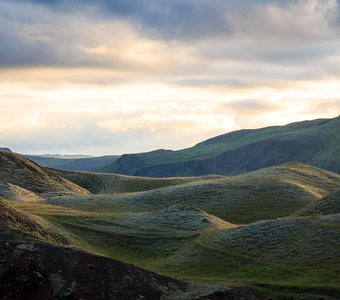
[0,241,189,300]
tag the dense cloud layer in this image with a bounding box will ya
[0,0,339,154]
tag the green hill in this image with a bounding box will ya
[48,163,340,224]
[296,190,340,216]
[51,168,223,194]
[101,116,340,177]
[1,151,340,299]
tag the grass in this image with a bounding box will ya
[46,163,340,224]
[52,168,222,194]
[9,199,340,294]
[3,156,340,298]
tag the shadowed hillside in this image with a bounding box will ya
[0,151,89,197]
[0,241,193,300]
[101,116,340,177]
[26,154,119,172]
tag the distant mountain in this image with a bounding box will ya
[26,154,119,172]
[33,154,94,158]
[100,116,340,177]
[0,148,11,152]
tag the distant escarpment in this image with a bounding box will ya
[101,116,340,177]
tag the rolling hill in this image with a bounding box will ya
[100,116,340,177]
[1,151,340,299]
[48,162,340,224]
[295,190,340,216]
[26,154,119,172]
[51,168,223,194]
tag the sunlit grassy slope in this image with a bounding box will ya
[101,116,340,177]
[0,198,67,244]
[0,150,89,197]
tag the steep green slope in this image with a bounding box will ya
[26,154,119,172]
[47,163,340,224]
[101,116,340,177]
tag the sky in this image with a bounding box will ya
[0,0,339,155]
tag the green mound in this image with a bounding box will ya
[213,214,340,266]
[296,190,340,216]
[48,163,340,224]
[128,205,234,231]
[52,168,223,194]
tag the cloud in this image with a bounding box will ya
[0,0,340,154]
[1,0,339,67]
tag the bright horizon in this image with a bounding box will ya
[1,0,340,155]
[10,115,339,156]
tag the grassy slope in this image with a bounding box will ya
[51,168,223,194]
[295,190,340,216]
[11,201,340,297]
[3,157,340,298]
[101,116,340,176]
[47,163,340,224]
[0,182,43,202]
[0,198,68,244]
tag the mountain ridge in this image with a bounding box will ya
[100,116,340,177]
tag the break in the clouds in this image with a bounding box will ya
[0,0,339,155]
